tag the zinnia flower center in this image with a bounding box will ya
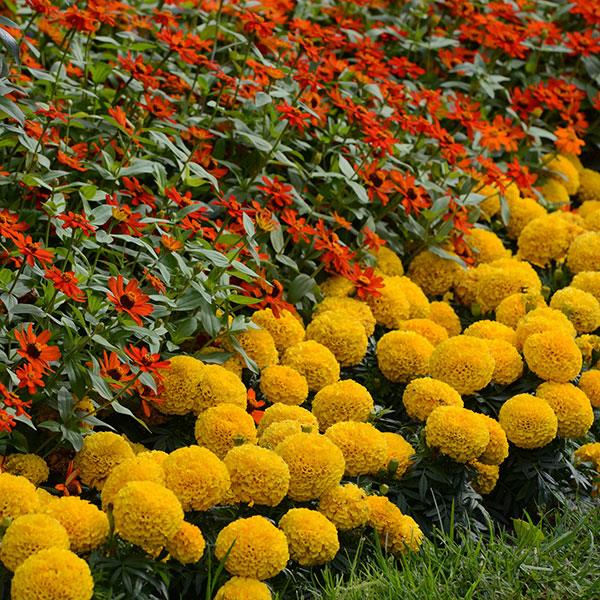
[120,293,136,309]
[26,343,42,358]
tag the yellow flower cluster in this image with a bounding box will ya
[549,287,600,333]
[257,403,318,435]
[318,483,370,530]
[523,330,582,382]
[428,301,462,336]
[258,420,307,450]
[0,473,39,519]
[383,432,415,479]
[236,327,279,369]
[313,296,376,336]
[259,365,308,405]
[467,228,509,264]
[498,394,558,449]
[214,577,272,600]
[407,250,462,297]
[194,364,248,413]
[535,382,593,439]
[251,308,305,353]
[578,370,600,408]
[402,377,463,422]
[376,330,434,383]
[397,318,449,346]
[159,355,205,415]
[366,276,410,328]
[366,496,423,554]
[282,340,340,391]
[166,522,205,564]
[567,231,600,273]
[374,246,404,276]
[3,454,49,485]
[311,379,374,431]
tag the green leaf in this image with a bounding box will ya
[288,274,316,303]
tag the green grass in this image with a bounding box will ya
[318,504,600,600]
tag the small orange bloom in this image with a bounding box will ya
[14,324,61,371]
[107,275,153,326]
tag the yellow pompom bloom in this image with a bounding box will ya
[320,275,355,297]
[578,370,600,408]
[282,340,340,392]
[515,307,576,350]
[402,377,463,422]
[366,496,423,554]
[318,483,370,530]
[538,178,570,206]
[564,153,584,174]
[313,296,376,336]
[101,455,165,510]
[194,404,257,459]
[464,320,517,347]
[166,522,205,564]
[376,330,434,383]
[499,394,558,449]
[470,460,500,495]
[159,355,205,415]
[251,308,305,354]
[429,336,495,395]
[275,433,345,501]
[476,414,509,465]
[407,250,462,297]
[428,301,462,336]
[583,208,600,231]
[3,454,49,486]
[567,231,600,273]
[467,229,510,264]
[312,379,374,431]
[215,516,289,580]
[258,420,307,450]
[578,168,600,203]
[36,488,58,508]
[382,432,415,479]
[374,246,404,276]
[199,347,244,379]
[571,272,600,303]
[550,287,600,333]
[397,318,449,346]
[236,327,279,370]
[392,276,431,317]
[365,276,410,329]
[576,334,600,366]
[495,292,547,329]
[214,577,272,600]
[44,497,108,554]
[453,264,493,307]
[0,473,39,519]
[0,514,69,571]
[257,403,318,436]
[484,339,523,385]
[325,422,388,477]
[425,406,490,463]
[259,365,308,406]
[194,364,247,414]
[473,183,500,218]
[579,199,600,218]
[517,214,573,266]
[536,382,594,438]
[306,311,368,367]
[523,330,582,382]
[75,431,135,490]
[163,446,230,512]
[506,195,547,239]
[279,508,339,566]
[224,445,290,507]
[546,154,580,195]
[113,481,183,553]
[11,548,94,600]
[574,442,600,467]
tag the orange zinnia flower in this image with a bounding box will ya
[12,233,54,268]
[45,267,86,303]
[107,275,153,326]
[124,345,171,381]
[16,362,46,395]
[97,351,136,390]
[14,324,61,371]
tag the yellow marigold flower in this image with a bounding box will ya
[251,308,305,354]
[397,318,449,346]
[275,433,345,501]
[425,406,490,463]
[101,455,166,510]
[75,431,135,490]
[325,422,388,477]
[538,178,570,206]
[517,214,573,267]
[484,339,523,385]
[578,169,600,203]
[578,370,600,408]
[574,442,600,467]
[194,364,247,414]
[137,449,168,465]
[498,394,558,449]
[306,311,368,367]
[258,420,307,450]
[523,330,582,382]
[312,379,373,431]
[224,445,290,507]
[453,264,491,307]
[473,183,500,218]
[576,334,600,366]
[506,195,547,239]
[429,301,462,336]
[550,287,600,333]
[366,496,423,554]
[166,522,205,564]
[467,229,510,264]
[235,327,279,369]
[365,276,410,329]
[470,460,500,495]
[392,276,431,317]
[0,473,39,519]
[402,377,463,422]
[407,250,462,297]
[113,481,183,553]
[318,483,370,530]
[376,330,434,383]
[0,514,69,571]
[579,199,600,217]
[215,516,289,580]
[36,488,58,508]
[382,432,415,479]
[567,231,600,273]
[11,548,94,600]
[257,403,318,435]
[259,365,308,406]
[214,577,272,600]
[495,292,547,329]
[429,336,495,395]
[282,340,340,392]
[279,508,339,566]
[3,453,49,485]
[194,403,257,459]
[546,154,580,195]
[374,246,404,276]
[44,497,108,554]
[159,355,205,415]
[583,209,600,231]
[320,275,355,297]
[536,382,593,438]
[163,446,230,511]
[515,307,576,350]
[464,320,517,347]
[199,346,244,378]
[313,296,376,336]
[564,153,584,174]
[476,414,509,465]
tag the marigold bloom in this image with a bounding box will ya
[166,522,206,565]
[499,394,558,449]
[107,275,153,325]
[214,578,272,600]
[3,453,48,485]
[377,331,434,383]
[536,382,593,439]
[407,250,462,297]
[523,331,582,382]
[282,340,340,392]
